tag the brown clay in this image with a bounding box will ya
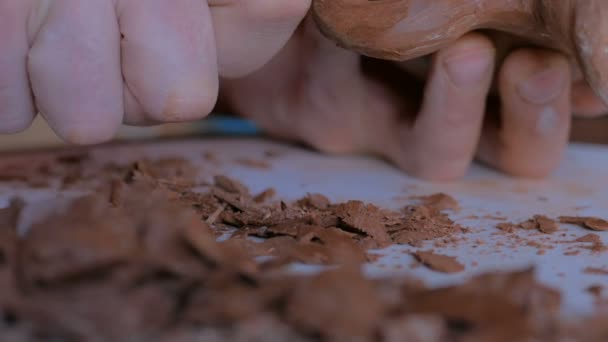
[312,0,608,103]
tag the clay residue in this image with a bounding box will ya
[413,251,464,274]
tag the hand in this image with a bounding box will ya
[222,17,606,180]
[0,0,310,143]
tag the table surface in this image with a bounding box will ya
[1,137,607,317]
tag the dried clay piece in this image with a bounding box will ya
[312,0,608,103]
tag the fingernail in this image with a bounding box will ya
[444,51,492,86]
[518,67,567,105]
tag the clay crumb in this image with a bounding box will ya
[253,188,276,203]
[412,251,464,274]
[410,193,459,211]
[213,175,250,195]
[500,215,558,234]
[263,149,282,158]
[584,267,608,276]
[560,216,608,232]
[534,215,559,234]
[587,284,604,298]
[235,158,271,170]
[483,215,508,221]
[202,151,218,163]
[575,234,602,244]
[497,222,518,233]
[297,193,331,210]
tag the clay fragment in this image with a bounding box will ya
[413,251,464,274]
[411,193,460,211]
[575,234,602,244]
[406,268,561,340]
[497,222,518,233]
[286,268,385,339]
[235,158,271,170]
[253,188,276,203]
[587,285,603,298]
[213,175,250,196]
[584,267,608,276]
[499,215,559,234]
[297,193,331,210]
[334,200,392,245]
[517,215,559,234]
[560,216,608,232]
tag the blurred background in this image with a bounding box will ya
[0,115,606,152]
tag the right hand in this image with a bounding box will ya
[0,0,310,143]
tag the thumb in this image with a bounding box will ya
[209,0,311,79]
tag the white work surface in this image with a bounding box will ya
[1,137,607,318]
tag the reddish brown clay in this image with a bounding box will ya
[312,0,608,103]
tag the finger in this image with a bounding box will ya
[572,80,607,117]
[477,49,571,178]
[0,1,35,133]
[221,17,369,153]
[27,0,122,144]
[390,33,495,181]
[209,0,311,78]
[117,0,218,124]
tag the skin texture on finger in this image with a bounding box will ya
[117,0,218,124]
[209,0,311,78]
[572,80,607,117]
[391,34,495,181]
[0,0,35,133]
[477,49,571,178]
[27,0,123,144]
